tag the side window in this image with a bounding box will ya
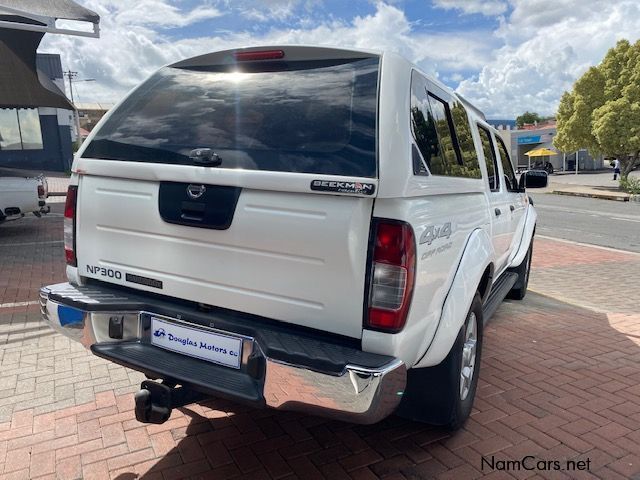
[449,102,482,179]
[409,72,439,175]
[496,136,518,192]
[477,126,499,191]
[426,94,460,176]
[408,70,483,180]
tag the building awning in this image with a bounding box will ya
[0,28,74,109]
[0,0,100,110]
[0,0,99,37]
[0,0,98,23]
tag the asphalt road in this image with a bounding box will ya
[529,192,640,253]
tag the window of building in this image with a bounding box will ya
[496,136,519,192]
[18,109,43,150]
[478,125,499,191]
[0,108,43,151]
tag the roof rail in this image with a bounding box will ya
[455,93,486,121]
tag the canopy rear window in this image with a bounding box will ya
[82,57,379,178]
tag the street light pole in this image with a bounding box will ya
[63,70,95,146]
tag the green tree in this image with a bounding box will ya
[554,39,640,179]
[515,111,542,128]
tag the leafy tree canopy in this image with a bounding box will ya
[516,111,542,128]
[554,39,640,178]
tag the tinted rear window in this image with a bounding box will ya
[82,58,379,177]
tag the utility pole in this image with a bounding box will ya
[64,70,81,145]
[63,70,95,146]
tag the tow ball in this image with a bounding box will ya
[134,380,208,424]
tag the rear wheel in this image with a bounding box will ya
[396,293,483,429]
[507,241,533,300]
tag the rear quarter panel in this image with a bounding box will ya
[363,193,491,367]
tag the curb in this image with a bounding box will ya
[551,190,630,202]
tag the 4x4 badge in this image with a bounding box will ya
[187,184,206,199]
[420,222,452,245]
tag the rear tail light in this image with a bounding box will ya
[234,50,285,61]
[365,220,416,333]
[37,184,45,198]
[64,186,77,266]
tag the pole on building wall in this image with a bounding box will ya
[575,151,579,175]
[563,152,566,172]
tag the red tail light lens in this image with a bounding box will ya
[64,186,77,266]
[37,184,45,198]
[366,220,416,333]
[234,50,285,61]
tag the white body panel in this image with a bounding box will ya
[75,173,373,338]
[0,177,40,218]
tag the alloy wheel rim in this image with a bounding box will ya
[460,311,477,401]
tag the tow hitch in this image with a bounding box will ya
[134,380,208,424]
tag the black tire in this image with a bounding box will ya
[507,241,533,300]
[545,163,554,174]
[396,293,483,430]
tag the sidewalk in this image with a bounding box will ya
[550,184,632,202]
[46,176,70,196]
[544,170,639,202]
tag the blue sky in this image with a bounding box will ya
[40,0,640,118]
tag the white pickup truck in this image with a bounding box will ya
[0,174,49,223]
[40,46,547,429]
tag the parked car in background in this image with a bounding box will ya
[40,46,547,430]
[0,174,49,223]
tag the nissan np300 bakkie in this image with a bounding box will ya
[41,46,546,428]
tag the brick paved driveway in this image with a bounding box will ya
[1,207,640,479]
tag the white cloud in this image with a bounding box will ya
[38,0,639,119]
[458,0,640,117]
[39,1,494,103]
[433,0,508,16]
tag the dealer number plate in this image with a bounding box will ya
[150,316,242,369]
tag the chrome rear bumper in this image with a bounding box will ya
[40,283,406,424]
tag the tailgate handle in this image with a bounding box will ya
[180,201,205,221]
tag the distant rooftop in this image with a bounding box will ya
[487,119,516,129]
[76,102,115,111]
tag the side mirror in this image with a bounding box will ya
[520,170,548,189]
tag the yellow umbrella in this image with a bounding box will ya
[525,148,558,157]
[524,148,558,170]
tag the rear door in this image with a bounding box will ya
[74,47,380,339]
[476,127,511,272]
[495,135,527,262]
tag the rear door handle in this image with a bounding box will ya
[510,205,515,212]
[495,208,501,216]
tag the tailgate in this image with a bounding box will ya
[73,47,380,338]
[76,174,373,338]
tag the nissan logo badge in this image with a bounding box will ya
[187,184,206,199]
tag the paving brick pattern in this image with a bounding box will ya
[1,207,640,479]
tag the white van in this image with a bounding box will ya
[40,46,545,429]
